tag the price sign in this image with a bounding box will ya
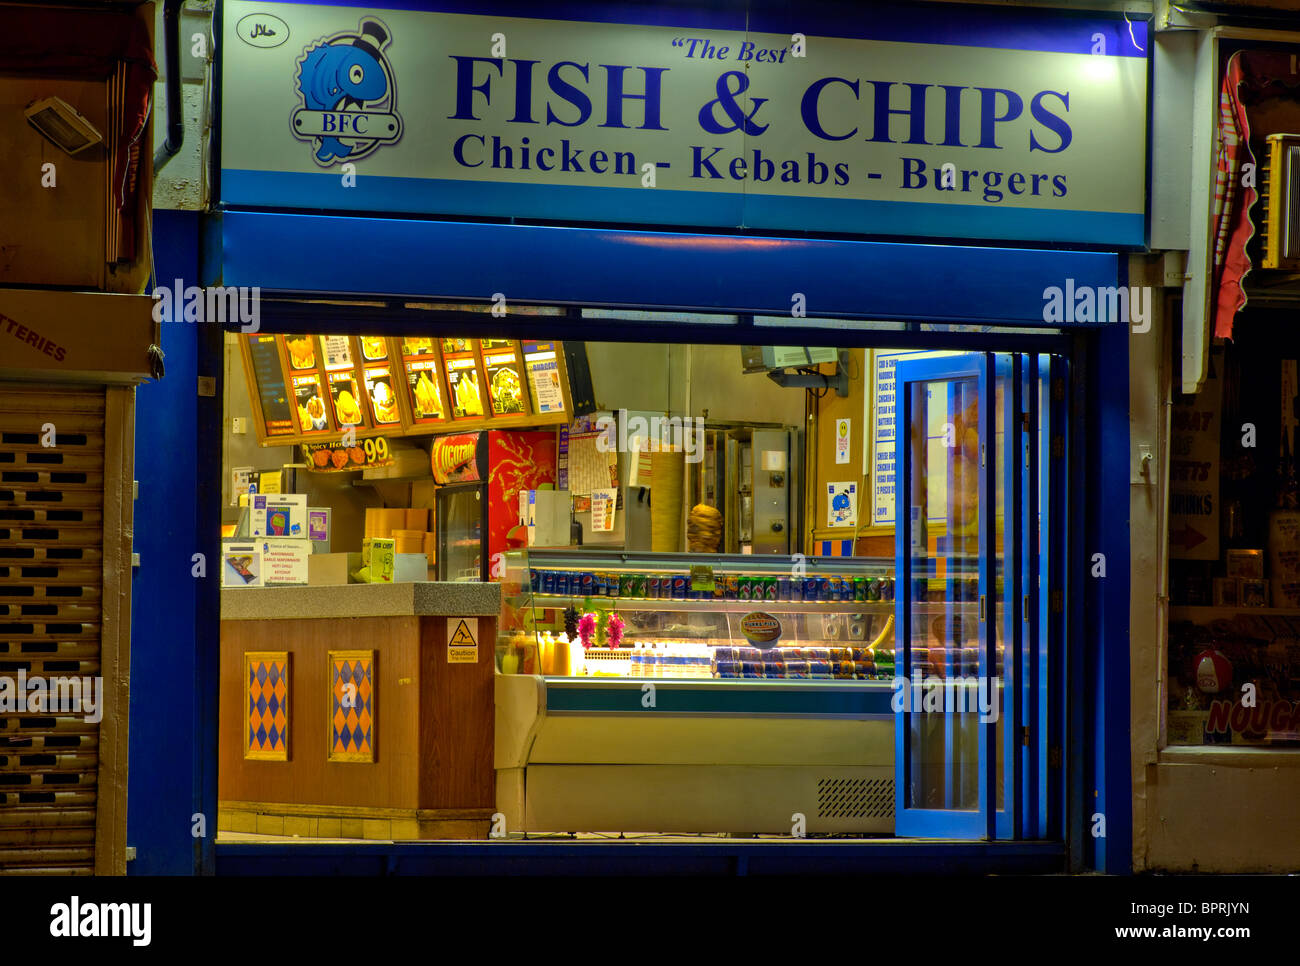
[302,436,394,472]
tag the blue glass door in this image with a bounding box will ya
[893,352,1043,840]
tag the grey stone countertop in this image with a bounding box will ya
[221,582,502,620]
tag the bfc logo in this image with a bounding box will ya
[291,17,403,165]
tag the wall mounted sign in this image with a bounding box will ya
[430,432,483,484]
[447,618,479,664]
[220,2,1147,246]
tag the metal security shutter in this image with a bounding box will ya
[0,386,106,874]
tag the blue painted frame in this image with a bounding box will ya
[219,211,1123,325]
[893,352,990,839]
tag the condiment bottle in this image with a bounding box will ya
[552,632,570,678]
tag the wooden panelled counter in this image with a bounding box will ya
[218,582,499,840]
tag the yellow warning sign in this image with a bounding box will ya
[447,617,478,664]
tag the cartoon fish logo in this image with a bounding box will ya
[291,18,402,166]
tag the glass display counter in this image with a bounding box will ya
[493,550,900,836]
[497,550,897,680]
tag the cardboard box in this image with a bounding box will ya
[363,538,395,583]
[394,553,428,583]
[308,552,361,586]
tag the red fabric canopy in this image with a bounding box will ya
[1213,51,1300,341]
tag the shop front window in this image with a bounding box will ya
[1167,342,1300,749]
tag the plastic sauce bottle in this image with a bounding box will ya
[553,633,572,677]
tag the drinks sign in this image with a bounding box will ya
[431,432,482,484]
[220,2,1147,246]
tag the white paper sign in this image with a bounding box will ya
[591,487,617,532]
[260,538,310,584]
[231,466,255,507]
[835,418,851,464]
[827,482,858,529]
[250,493,308,538]
[221,541,263,587]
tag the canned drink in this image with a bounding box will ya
[804,577,820,601]
[738,577,752,601]
[789,578,803,602]
[724,575,739,600]
[853,577,867,602]
[840,577,853,601]
[619,574,634,598]
[606,573,620,598]
[554,572,568,596]
[819,576,833,601]
[671,575,688,599]
[763,577,778,601]
[809,659,833,678]
[542,570,556,594]
[650,575,664,598]
[580,572,594,596]
[712,578,726,600]
[777,576,790,601]
[631,574,646,598]
[881,577,895,601]
[529,569,541,592]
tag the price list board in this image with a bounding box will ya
[246,334,295,437]
[241,334,575,449]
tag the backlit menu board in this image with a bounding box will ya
[247,334,295,436]
[482,345,525,416]
[241,334,573,447]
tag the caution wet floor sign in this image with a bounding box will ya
[447,618,478,664]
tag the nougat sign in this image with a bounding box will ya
[221,1,1147,245]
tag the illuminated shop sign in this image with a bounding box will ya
[221,2,1147,245]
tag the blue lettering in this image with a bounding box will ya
[449,56,503,121]
[1029,91,1071,153]
[453,133,484,167]
[801,76,859,141]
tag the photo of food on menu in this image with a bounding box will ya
[293,374,330,432]
[285,335,316,370]
[328,372,365,428]
[447,358,484,418]
[365,367,400,424]
[406,360,445,420]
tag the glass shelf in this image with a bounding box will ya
[508,594,895,614]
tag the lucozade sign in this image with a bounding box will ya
[220,1,1147,245]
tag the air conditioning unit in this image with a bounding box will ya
[24,95,103,155]
[1260,133,1300,271]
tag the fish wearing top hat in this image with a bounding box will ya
[297,19,393,163]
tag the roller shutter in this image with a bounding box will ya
[0,385,107,874]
